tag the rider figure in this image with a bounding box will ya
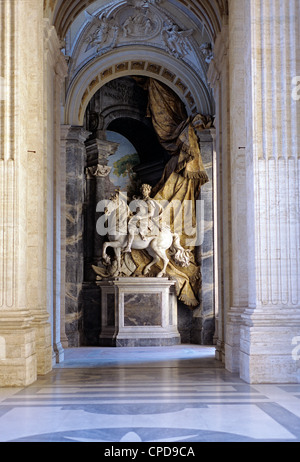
[124,184,163,253]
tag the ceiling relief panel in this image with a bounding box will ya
[82,1,193,59]
[62,0,216,125]
[65,0,210,84]
[53,0,227,42]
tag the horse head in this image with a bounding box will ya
[104,193,119,216]
[104,190,129,219]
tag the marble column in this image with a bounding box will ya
[83,135,119,345]
[85,134,119,272]
[65,127,90,347]
[239,0,300,383]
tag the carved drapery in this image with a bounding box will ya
[131,78,214,307]
[134,78,212,186]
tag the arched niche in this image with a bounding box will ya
[64,46,214,126]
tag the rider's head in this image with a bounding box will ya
[141,184,152,198]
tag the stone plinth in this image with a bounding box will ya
[0,312,37,387]
[239,308,300,384]
[97,278,180,347]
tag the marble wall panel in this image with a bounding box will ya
[124,293,162,327]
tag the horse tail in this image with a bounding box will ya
[169,233,191,268]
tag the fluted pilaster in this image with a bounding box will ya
[250,0,300,309]
[240,0,300,383]
[223,0,250,373]
[0,0,46,385]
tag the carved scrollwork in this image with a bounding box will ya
[86,164,112,179]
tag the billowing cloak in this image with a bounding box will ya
[131,78,214,307]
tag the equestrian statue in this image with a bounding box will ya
[93,184,191,279]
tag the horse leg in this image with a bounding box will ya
[149,241,170,278]
[157,253,169,278]
[115,246,122,273]
[143,247,160,276]
[102,241,111,264]
[155,248,169,278]
[103,241,122,267]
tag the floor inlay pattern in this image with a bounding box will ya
[0,346,299,442]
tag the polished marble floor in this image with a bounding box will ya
[0,345,300,443]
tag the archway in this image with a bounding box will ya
[55,0,219,351]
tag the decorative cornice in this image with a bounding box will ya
[66,127,91,144]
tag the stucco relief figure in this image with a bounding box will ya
[85,11,118,51]
[94,15,110,44]
[122,13,155,37]
[129,0,162,9]
[122,16,134,36]
[145,19,152,35]
[162,21,193,58]
[199,42,214,64]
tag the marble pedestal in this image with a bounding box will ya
[97,278,181,347]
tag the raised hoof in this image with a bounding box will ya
[157,271,165,278]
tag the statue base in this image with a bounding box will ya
[97,278,181,347]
